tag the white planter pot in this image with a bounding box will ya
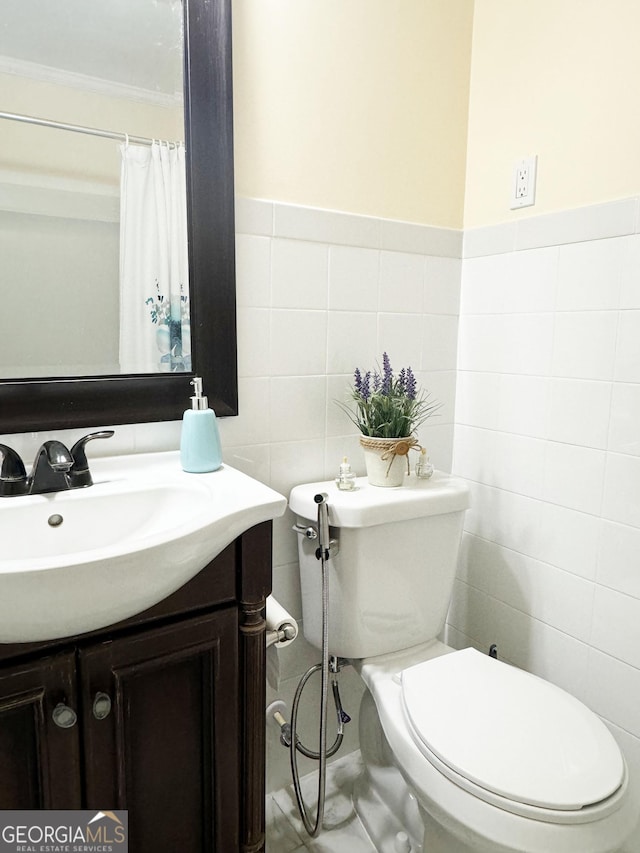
[359,436,413,487]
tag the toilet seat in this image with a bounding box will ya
[400,648,625,824]
[357,641,637,852]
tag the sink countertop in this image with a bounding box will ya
[0,451,287,642]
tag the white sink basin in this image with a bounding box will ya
[0,451,287,643]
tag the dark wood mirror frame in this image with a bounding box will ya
[0,0,237,434]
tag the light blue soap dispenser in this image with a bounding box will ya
[180,377,223,473]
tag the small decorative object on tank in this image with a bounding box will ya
[415,448,434,480]
[335,456,357,491]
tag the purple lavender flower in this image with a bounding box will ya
[339,353,440,438]
[406,366,417,400]
[354,367,372,400]
[361,371,371,401]
[381,352,393,395]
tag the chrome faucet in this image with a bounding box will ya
[0,430,114,497]
[29,440,76,495]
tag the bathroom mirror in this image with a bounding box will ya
[0,0,237,432]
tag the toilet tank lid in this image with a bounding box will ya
[289,472,470,528]
[401,648,625,811]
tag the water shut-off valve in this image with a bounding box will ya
[267,700,293,747]
[266,657,351,753]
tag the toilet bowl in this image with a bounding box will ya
[290,474,638,853]
[356,641,635,853]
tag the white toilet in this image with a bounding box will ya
[290,472,637,853]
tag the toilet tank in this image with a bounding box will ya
[289,472,470,659]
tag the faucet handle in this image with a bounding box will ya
[68,431,115,488]
[0,444,28,496]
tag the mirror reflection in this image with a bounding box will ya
[0,0,188,378]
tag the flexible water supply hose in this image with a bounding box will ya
[288,492,334,837]
[289,671,346,759]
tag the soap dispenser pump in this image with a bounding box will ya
[180,377,222,473]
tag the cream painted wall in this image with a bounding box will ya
[232,0,474,229]
[465,0,640,227]
[1,73,183,188]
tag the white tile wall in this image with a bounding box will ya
[455,199,640,852]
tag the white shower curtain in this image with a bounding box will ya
[119,141,190,373]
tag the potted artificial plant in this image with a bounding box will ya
[339,353,440,487]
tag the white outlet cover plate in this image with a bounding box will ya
[511,155,537,209]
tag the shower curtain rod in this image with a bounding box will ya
[0,110,181,147]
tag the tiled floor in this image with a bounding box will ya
[266,751,377,852]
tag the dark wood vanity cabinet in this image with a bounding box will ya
[81,609,239,852]
[0,521,272,853]
[0,650,82,809]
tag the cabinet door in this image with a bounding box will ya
[0,651,81,809]
[79,610,239,853]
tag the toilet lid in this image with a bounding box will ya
[401,648,624,811]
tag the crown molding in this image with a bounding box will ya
[0,55,182,108]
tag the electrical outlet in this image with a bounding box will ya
[516,165,529,198]
[511,156,537,209]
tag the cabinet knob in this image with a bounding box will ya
[92,691,112,721]
[52,702,77,729]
